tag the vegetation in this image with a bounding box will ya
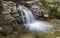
[40,0,60,18]
[0,0,60,38]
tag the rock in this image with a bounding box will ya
[58,7,60,11]
[4,14,15,22]
[0,0,3,11]
[46,0,60,2]
[29,4,45,18]
[44,14,49,18]
[49,4,55,8]
[0,0,6,26]
[0,27,3,32]
[57,36,60,38]
[0,1,26,35]
[23,0,45,19]
[2,1,18,22]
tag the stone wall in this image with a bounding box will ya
[24,1,45,19]
[0,1,26,35]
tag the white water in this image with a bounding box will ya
[18,5,53,32]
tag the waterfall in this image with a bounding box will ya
[18,5,35,24]
[18,5,53,32]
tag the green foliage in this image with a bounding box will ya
[55,12,60,18]
[0,35,4,38]
[40,0,60,18]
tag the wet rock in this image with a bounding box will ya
[30,4,45,18]
[23,1,45,19]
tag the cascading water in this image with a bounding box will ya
[18,5,35,24]
[18,5,53,32]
